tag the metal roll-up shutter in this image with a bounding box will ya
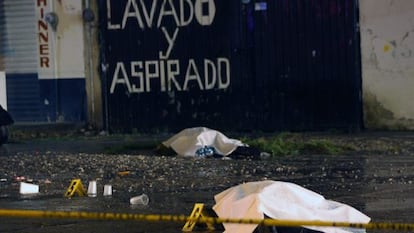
[0,1,6,108]
[2,0,43,121]
[0,1,5,71]
[3,0,37,73]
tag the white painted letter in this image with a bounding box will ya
[167,60,182,91]
[159,27,179,59]
[139,0,157,28]
[217,57,230,89]
[195,0,216,26]
[157,0,180,27]
[131,61,144,93]
[145,60,160,92]
[107,0,121,29]
[110,62,132,94]
[159,60,166,91]
[122,0,144,29]
[184,59,203,90]
[180,0,194,27]
[204,59,216,89]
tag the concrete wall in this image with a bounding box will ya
[360,0,414,130]
[37,0,85,79]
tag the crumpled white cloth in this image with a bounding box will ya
[213,180,371,233]
[162,127,244,156]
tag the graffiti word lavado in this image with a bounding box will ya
[110,58,230,94]
[106,0,216,29]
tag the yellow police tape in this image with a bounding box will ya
[0,209,413,231]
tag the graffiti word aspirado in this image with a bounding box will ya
[110,58,230,93]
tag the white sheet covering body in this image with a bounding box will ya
[213,180,371,233]
[162,127,244,156]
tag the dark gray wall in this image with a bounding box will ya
[99,0,362,133]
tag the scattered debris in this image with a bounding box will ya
[87,180,97,197]
[19,182,39,195]
[14,176,26,182]
[103,184,112,196]
[130,194,149,205]
[118,171,131,176]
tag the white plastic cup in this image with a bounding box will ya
[130,194,149,205]
[103,184,112,196]
[87,180,97,197]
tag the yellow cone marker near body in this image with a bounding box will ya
[182,203,215,232]
[64,179,87,197]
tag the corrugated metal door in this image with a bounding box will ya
[0,1,5,108]
[99,0,362,133]
[251,0,362,131]
[1,0,44,121]
[0,1,4,71]
[1,0,38,73]
[99,0,250,132]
